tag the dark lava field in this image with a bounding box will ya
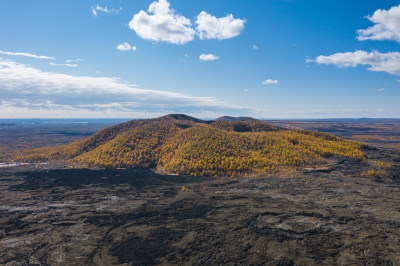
[1,119,400,265]
[1,146,400,265]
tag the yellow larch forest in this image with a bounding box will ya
[17,114,365,177]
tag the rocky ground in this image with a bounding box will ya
[0,146,400,265]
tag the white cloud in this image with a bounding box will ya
[244,89,248,92]
[129,0,245,44]
[184,53,189,57]
[0,50,54,60]
[49,62,78,67]
[199,54,219,61]
[397,79,400,82]
[65,58,83,63]
[0,58,247,118]
[262,79,278,85]
[357,5,400,43]
[148,0,170,14]
[196,11,246,40]
[377,88,385,92]
[310,6,400,77]
[252,108,400,119]
[307,50,400,76]
[128,0,195,45]
[92,4,122,17]
[116,43,137,51]
[252,45,258,50]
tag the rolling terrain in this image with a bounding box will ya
[17,114,365,177]
[0,116,399,264]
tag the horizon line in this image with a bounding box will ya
[1,117,400,120]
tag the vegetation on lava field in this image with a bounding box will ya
[16,114,365,177]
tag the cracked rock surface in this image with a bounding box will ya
[1,148,400,265]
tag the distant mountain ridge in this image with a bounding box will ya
[215,116,254,122]
[18,114,365,177]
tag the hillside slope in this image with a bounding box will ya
[18,114,365,177]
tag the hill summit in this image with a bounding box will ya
[157,114,205,123]
[215,116,254,122]
[19,114,365,177]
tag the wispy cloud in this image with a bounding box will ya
[307,50,400,76]
[129,0,245,45]
[49,62,78,67]
[65,58,83,63]
[252,108,399,119]
[262,79,278,85]
[50,58,83,67]
[357,4,400,43]
[199,54,219,61]
[377,88,385,92]
[0,50,55,60]
[0,58,248,118]
[116,43,137,52]
[91,4,122,17]
[252,45,259,50]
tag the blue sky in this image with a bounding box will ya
[0,0,399,118]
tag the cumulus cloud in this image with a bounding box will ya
[92,4,122,17]
[0,58,247,118]
[309,6,400,77]
[116,43,137,51]
[307,50,400,76]
[199,54,219,61]
[129,0,245,44]
[0,50,54,60]
[262,79,278,85]
[196,11,246,40]
[128,0,195,44]
[357,5,400,43]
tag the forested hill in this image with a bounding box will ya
[18,114,365,177]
